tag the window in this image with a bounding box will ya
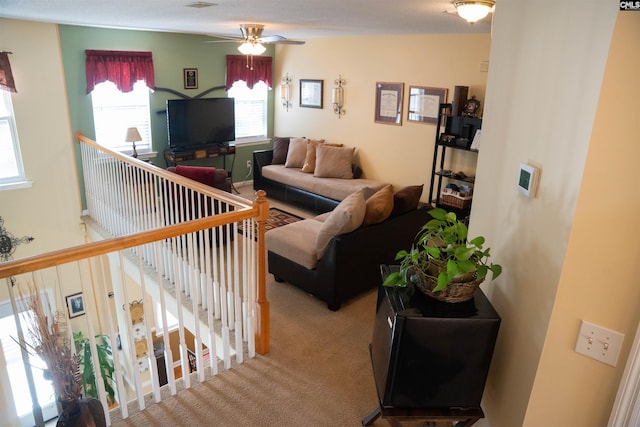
[0,291,58,425]
[227,81,268,143]
[0,91,27,188]
[91,80,152,153]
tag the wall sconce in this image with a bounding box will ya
[280,73,292,111]
[332,75,346,118]
[125,127,142,158]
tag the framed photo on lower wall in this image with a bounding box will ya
[66,292,86,318]
[374,82,404,125]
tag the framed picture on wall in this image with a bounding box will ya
[66,292,86,318]
[300,79,323,108]
[374,82,404,125]
[407,86,448,124]
[184,68,198,89]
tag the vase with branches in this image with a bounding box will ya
[19,284,106,426]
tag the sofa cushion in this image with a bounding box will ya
[391,184,424,217]
[266,219,324,270]
[285,137,307,168]
[314,145,355,179]
[363,184,394,226]
[271,136,291,165]
[313,211,332,222]
[316,190,366,259]
[261,164,387,201]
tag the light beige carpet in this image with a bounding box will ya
[110,274,390,427]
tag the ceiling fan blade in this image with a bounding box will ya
[258,35,286,43]
[203,32,245,43]
[203,39,243,44]
[261,38,306,45]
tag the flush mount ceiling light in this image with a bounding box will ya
[453,0,495,24]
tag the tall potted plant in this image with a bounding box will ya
[383,207,502,303]
[73,332,116,407]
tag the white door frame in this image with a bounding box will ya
[609,321,640,426]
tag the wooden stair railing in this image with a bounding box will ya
[0,191,271,354]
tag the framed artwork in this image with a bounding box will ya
[66,292,86,318]
[300,79,323,108]
[407,86,448,124]
[183,68,198,89]
[374,82,404,125]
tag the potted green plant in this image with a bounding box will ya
[383,207,502,303]
[73,332,116,407]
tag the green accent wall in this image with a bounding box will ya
[58,25,274,207]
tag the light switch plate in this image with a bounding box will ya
[575,320,624,367]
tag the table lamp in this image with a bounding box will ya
[125,127,142,158]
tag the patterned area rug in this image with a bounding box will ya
[238,207,303,237]
[265,207,303,231]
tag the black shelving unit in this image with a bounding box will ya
[428,103,482,222]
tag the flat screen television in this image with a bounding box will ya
[166,97,235,149]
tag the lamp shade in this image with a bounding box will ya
[238,42,266,55]
[454,0,495,23]
[125,127,142,142]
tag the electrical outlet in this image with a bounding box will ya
[246,160,251,170]
[575,320,624,367]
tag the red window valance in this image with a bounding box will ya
[225,55,272,90]
[0,52,17,93]
[85,50,155,94]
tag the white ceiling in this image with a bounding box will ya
[0,0,493,40]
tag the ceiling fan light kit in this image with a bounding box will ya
[238,42,266,55]
[453,0,495,23]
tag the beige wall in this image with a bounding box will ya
[274,34,491,195]
[472,1,626,426]
[0,19,84,426]
[0,19,84,291]
[523,11,640,426]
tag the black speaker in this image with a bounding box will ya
[370,270,500,409]
[452,85,469,116]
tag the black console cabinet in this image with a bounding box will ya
[366,265,500,424]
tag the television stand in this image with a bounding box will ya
[164,143,236,169]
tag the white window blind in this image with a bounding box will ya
[0,91,26,186]
[91,80,152,153]
[228,81,268,142]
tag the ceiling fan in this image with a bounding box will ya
[208,24,305,56]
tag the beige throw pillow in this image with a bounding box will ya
[314,145,355,179]
[301,139,322,173]
[301,139,339,173]
[285,137,308,168]
[315,190,366,259]
[363,184,394,225]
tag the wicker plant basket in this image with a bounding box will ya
[411,260,484,303]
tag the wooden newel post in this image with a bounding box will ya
[254,190,270,354]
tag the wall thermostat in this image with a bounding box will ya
[517,162,540,197]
